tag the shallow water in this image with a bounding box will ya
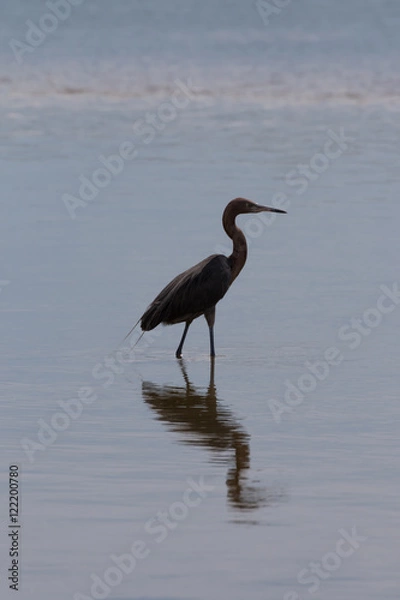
[1,2,400,599]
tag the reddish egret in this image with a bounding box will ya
[126,198,286,357]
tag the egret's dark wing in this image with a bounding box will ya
[141,254,231,330]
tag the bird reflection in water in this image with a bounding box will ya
[141,359,286,512]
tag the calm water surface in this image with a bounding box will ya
[1,1,400,599]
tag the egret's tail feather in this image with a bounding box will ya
[112,325,145,362]
[140,303,163,331]
[130,329,145,350]
[122,318,141,344]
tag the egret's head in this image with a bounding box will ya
[228,197,287,215]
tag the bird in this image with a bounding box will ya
[125,198,286,358]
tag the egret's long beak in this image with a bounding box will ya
[254,204,287,214]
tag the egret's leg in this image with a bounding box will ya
[176,321,191,358]
[209,326,216,357]
[204,308,216,358]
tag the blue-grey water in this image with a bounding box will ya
[1,1,400,599]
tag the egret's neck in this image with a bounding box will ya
[223,208,248,283]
